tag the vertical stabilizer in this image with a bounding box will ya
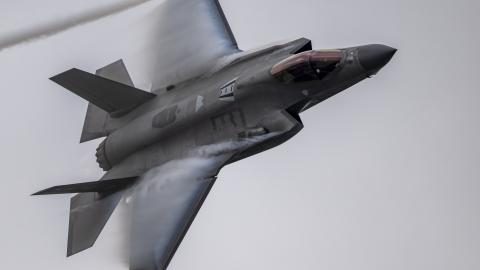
[80,59,135,143]
[96,59,135,86]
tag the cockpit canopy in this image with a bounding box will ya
[271,50,343,83]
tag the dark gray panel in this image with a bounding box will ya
[50,68,155,116]
[32,177,137,195]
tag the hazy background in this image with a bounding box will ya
[1,0,479,269]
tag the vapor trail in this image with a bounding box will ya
[0,0,151,51]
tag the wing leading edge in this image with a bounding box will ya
[33,109,301,268]
[129,175,217,270]
[212,0,238,48]
[126,109,302,269]
[127,0,240,89]
[127,148,234,270]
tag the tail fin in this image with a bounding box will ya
[80,103,109,143]
[81,60,134,142]
[33,177,138,256]
[50,59,156,143]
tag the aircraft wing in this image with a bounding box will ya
[126,115,302,269]
[33,110,301,268]
[127,0,240,90]
[128,148,234,270]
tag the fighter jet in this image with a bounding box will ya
[33,0,396,269]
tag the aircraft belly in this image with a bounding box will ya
[101,118,218,180]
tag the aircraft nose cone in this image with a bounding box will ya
[358,44,397,75]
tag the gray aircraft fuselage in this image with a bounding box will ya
[32,0,398,266]
[34,36,397,268]
[98,38,396,180]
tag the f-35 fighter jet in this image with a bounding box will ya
[33,0,396,269]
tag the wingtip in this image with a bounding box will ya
[31,186,61,196]
[31,189,49,196]
[67,246,74,257]
[49,68,78,82]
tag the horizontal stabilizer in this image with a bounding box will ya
[32,177,138,195]
[50,68,156,117]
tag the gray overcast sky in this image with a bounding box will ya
[1,0,479,269]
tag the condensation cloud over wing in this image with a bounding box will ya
[125,0,240,90]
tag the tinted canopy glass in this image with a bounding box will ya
[271,50,343,83]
